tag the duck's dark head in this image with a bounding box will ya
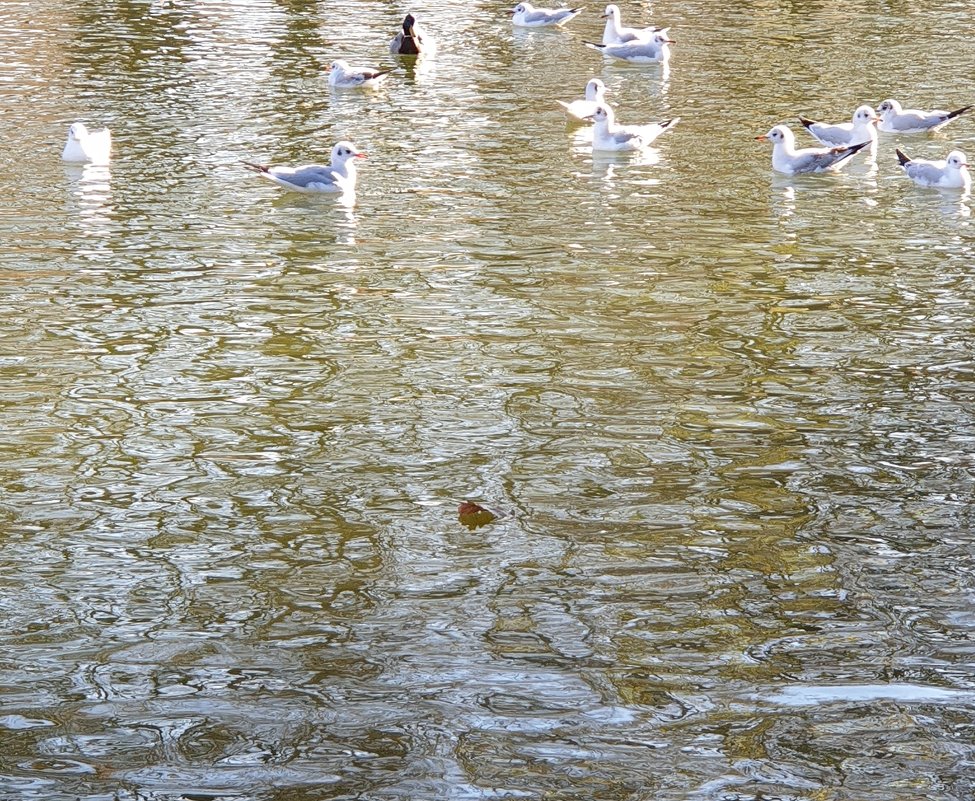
[403,13,416,34]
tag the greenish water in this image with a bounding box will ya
[1,1,974,799]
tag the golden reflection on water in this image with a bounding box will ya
[0,0,974,799]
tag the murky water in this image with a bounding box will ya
[1,0,975,798]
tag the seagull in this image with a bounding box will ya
[756,125,870,174]
[509,2,585,27]
[242,141,365,194]
[390,13,437,56]
[62,122,112,165]
[557,78,607,120]
[601,4,659,44]
[798,105,879,147]
[896,148,971,190]
[326,59,392,89]
[877,98,973,133]
[583,104,678,151]
[585,29,673,63]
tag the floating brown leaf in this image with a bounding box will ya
[458,501,497,530]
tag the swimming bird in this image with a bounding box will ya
[756,125,869,174]
[242,141,365,194]
[509,2,585,27]
[583,104,678,152]
[601,4,659,44]
[557,78,607,120]
[390,13,437,56]
[585,29,672,63]
[896,148,970,190]
[326,60,392,89]
[62,122,112,165]
[798,105,879,147]
[877,98,972,133]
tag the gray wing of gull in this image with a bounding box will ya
[522,7,580,23]
[612,130,643,146]
[269,164,343,189]
[808,122,856,146]
[889,110,947,131]
[601,40,662,59]
[903,161,947,185]
[790,146,859,173]
[522,8,559,23]
[615,27,655,43]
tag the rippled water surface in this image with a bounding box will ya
[2,0,975,799]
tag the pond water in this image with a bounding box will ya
[1,0,974,799]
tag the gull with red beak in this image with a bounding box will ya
[757,125,869,174]
[585,29,673,63]
[896,148,971,190]
[326,59,392,89]
[878,98,973,133]
[600,4,660,45]
[798,105,879,149]
[583,104,678,152]
[509,2,585,27]
[557,78,607,120]
[242,141,366,194]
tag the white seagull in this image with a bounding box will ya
[584,104,678,152]
[585,29,673,63]
[242,141,365,194]
[557,78,607,120]
[798,105,879,147]
[509,2,585,27]
[877,98,972,133]
[757,125,869,175]
[896,148,971,190]
[326,59,392,89]
[62,122,112,165]
[390,13,437,56]
[601,4,659,45]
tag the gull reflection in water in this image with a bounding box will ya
[771,180,797,218]
[65,163,116,250]
[334,191,358,243]
[590,146,661,182]
[937,188,971,218]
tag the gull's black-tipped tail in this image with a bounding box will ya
[241,161,269,174]
[947,104,973,120]
[895,148,912,167]
[798,116,816,131]
[829,139,870,165]
[583,41,606,50]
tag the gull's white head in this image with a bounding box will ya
[331,141,366,164]
[652,29,674,46]
[68,122,89,140]
[327,59,350,74]
[852,105,879,126]
[586,104,615,124]
[601,4,621,19]
[877,98,901,118]
[946,150,970,171]
[511,2,533,14]
[585,78,606,102]
[757,125,794,147]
